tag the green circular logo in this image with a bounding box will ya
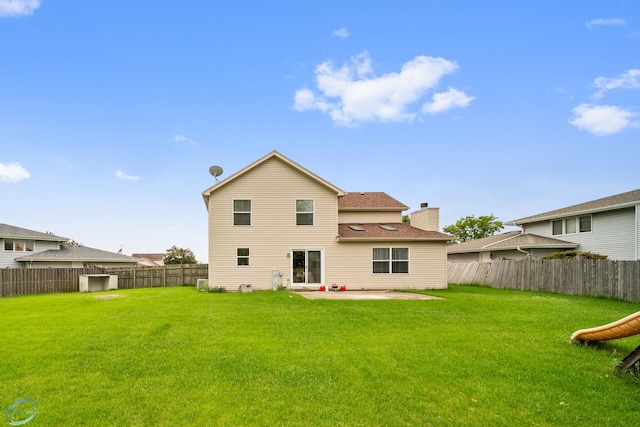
[4,398,39,426]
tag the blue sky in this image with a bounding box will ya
[1,0,638,262]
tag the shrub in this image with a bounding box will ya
[207,286,227,293]
[543,250,608,260]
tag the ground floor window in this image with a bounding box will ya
[237,248,249,266]
[373,247,409,274]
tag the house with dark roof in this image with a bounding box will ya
[448,188,640,262]
[0,223,139,268]
[202,151,452,291]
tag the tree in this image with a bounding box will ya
[163,246,198,264]
[402,215,410,223]
[443,214,504,243]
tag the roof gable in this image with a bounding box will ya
[202,151,345,205]
[338,192,409,211]
[508,188,640,225]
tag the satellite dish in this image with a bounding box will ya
[209,165,224,182]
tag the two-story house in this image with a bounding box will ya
[202,151,452,291]
[447,188,640,262]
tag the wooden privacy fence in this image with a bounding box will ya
[0,267,104,297]
[448,258,640,302]
[105,264,208,289]
[0,264,208,298]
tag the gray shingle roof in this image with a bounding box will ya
[15,245,139,263]
[0,223,68,242]
[508,188,640,225]
[447,231,578,254]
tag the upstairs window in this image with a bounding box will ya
[233,200,251,226]
[551,216,592,235]
[579,215,592,233]
[2,240,34,251]
[296,199,314,225]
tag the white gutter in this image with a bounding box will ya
[516,246,531,257]
[507,200,640,226]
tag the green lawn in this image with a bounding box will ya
[2,285,640,426]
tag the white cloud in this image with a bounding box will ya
[332,27,350,38]
[0,162,30,183]
[586,18,626,29]
[423,88,475,114]
[293,51,473,126]
[592,69,640,99]
[0,0,41,17]
[115,170,141,181]
[569,103,638,135]
[174,134,196,145]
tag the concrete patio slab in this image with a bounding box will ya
[294,290,442,300]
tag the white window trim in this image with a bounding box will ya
[372,247,410,274]
[233,199,252,226]
[295,199,315,226]
[551,215,592,235]
[578,215,593,233]
[236,248,250,266]
[2,239,32,252]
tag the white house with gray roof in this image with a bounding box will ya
[1,223,139,268]
[448,188,640,262]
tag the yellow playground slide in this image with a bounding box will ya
[571,311,640,372]
[571,311,640,342]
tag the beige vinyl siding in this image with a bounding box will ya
[338,211,403,224]
[328,241,447,290]
[208,156,340,289]
[411,208,440,231]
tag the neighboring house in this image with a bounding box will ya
[448,188,640,262]
[447,231,578,263]
[0,223,139,268]
[202,151,452,291]
[132,253,165,267]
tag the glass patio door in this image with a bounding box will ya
[292,249,322,285]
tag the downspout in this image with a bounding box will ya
[636,205,640,260]
[516,246,531,257]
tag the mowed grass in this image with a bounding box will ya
[2,286,640,426]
